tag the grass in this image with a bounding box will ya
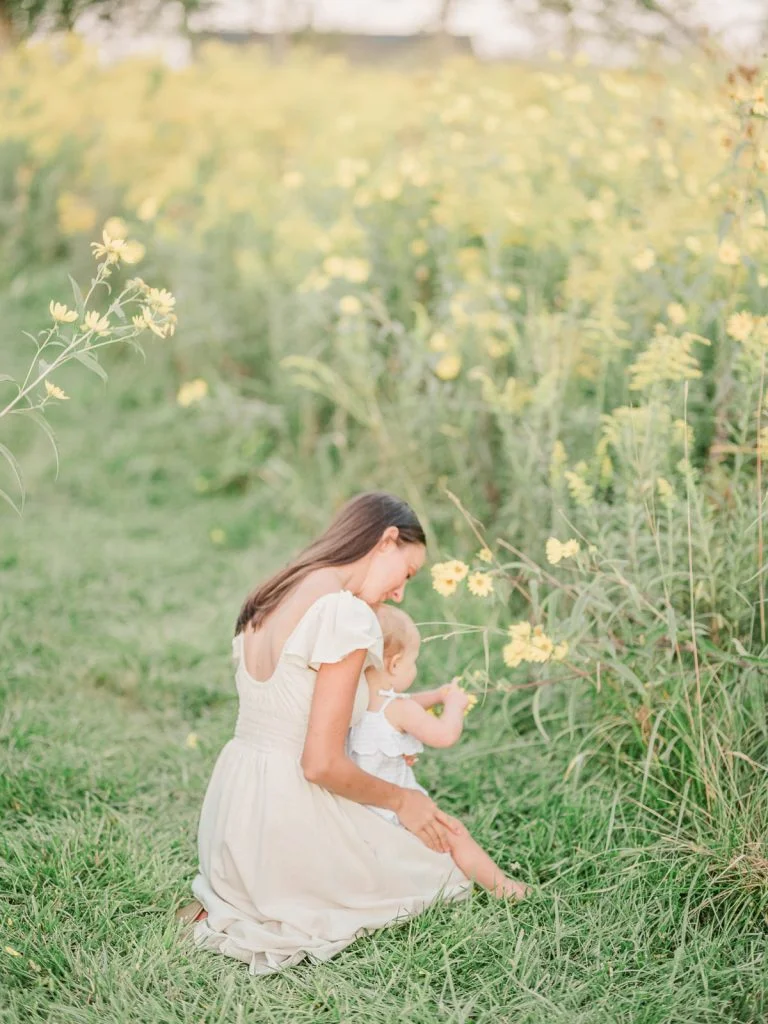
[1,324,766,1022]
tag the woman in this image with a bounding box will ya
[180,492,473,974]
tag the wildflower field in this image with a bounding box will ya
[1,36,767,1022]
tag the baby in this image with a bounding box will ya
[347,604,529,900]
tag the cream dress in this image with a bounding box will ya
[191,589,472,975]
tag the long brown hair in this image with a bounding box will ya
[234,491,427,635]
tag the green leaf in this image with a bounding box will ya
[717,210,736,244]
[0,486,22,516]
[0,443,24,508]
[68,274,85,315]
[23,410,60,479]
[21,331,41,350]
[108,299,126,321]
[73,348,108,383]
[532,686,550,743]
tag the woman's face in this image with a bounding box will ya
[364,531,426,606]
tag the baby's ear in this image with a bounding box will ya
[387,650,402,672]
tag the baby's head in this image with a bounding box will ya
[372,604,421,693]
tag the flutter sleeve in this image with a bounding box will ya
[282,590,384,672]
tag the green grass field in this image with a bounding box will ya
[1,341,766,1024]
[2,44,768,1023]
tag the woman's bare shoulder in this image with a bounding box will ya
[286,569,345,612]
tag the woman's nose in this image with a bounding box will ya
[389,585,405,603]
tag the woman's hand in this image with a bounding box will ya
[395,789,463,854]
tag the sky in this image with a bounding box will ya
[76,0,767,65]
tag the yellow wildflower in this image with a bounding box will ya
[502,639,526,668]
[632,248,656,272]
[121,240,145,265]
[552,641,569,661]
[656,477,676,507]
[467,571,494,597]
[136,197,159,221]
[344,258,371,283]
[528,628,554,662]
[323,255,346,277]
[546,537,581,565]
[146,288,175,315]
[435,355,462,380]
[338,295,362,316]
[444,559,469,581]
[564,470,594,507]
[57,192,97,235]
[90,229,128,265]
[666,302,687,325]
[428,332,449,353]
[629,324,709,390]
[103,216,128,239]
[432,576,458,597]
[49,301,78,323]
[431,560,468,595]
[177,379,209,407]
[185,732,199,749]
[726,311,755,341]
[477,546,493,563]
[209,529,226,545]
[44,380,69,401]
[82,310,110,336]
[718,240,741,266]
[410,239,428,257]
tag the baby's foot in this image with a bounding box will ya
[493,876,530,900]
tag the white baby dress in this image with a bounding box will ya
[347,689,430,826]
[191,589,472,975]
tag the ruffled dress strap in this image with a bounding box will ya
[282,589,384,672]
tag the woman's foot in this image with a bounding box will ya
[175,899,208,925]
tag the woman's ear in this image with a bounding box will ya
[380,525,400,548]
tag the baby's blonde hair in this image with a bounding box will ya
[377,604,420,663]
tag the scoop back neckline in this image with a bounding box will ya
[238,588,359,685]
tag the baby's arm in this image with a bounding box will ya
[387,695,466,749]
[407,676,463,710]
[407,688,445,710]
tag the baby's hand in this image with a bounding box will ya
[439,677,464,702]
[444,686,471,713]
[403,754,419,767]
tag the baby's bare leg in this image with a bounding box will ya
[444,822,529,899]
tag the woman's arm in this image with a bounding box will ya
[301,649,464,853]
[301,649,404,813]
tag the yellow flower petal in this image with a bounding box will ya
[44,380,69,401]
[467,571,494,597]
[177,379,209,407]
